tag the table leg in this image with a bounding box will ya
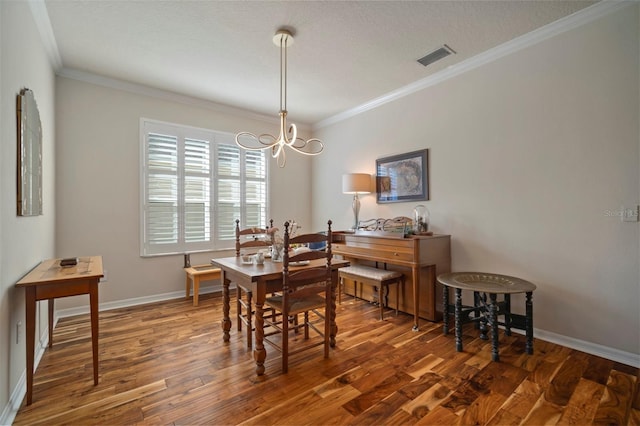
[48,299,54,348]
[489,293,499,362]
[89,282,100,385]
[25,288,36,405]
[185,273,191,300]
[411,266,420,331]
[193,276,200,307]
[479,292,488,341]
[221,274,231,342]
[253,299,266,376]
[525,291,534,354]
[442,284,449,335]
[504,293,512,336]
[454,288,463,352]
[473,292,481,330]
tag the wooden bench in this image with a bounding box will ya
[184,264,221,306]
[339,265,404,320]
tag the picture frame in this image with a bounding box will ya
[17,88,43,216]
[376,149,428,203]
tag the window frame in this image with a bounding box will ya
[139,118,269,257]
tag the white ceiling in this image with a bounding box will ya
[41,0,597,125]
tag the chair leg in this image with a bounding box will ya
[282,310,289,374]
[236,287,253,348]
[324,309,330,359]
[246,290,252,348]
[379,285,384,320]
[236,287,242,332]
[304,312,310,339]
[396,278,402,315]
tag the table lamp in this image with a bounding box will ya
[342,173,371,230]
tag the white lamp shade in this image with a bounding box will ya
[342,173,371,194]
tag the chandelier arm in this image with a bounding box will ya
[235,132,279,151]
[289,138,325,155]
[257,133,277,147]
[272,140,283,159]
[274,144,287,168]
[285,123,297,146]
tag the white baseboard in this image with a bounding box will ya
[1,329,49,426]
[530,328,639,368]
[54,284,224,319]
[4,286,637,425]
[479,325,639,368]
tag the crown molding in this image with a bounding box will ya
[56,67,294,128]
[28,0,62,70]
[314,0,633,130]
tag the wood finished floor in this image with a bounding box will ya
[13,292,640,425]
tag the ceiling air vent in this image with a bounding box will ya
[417,44,456,67]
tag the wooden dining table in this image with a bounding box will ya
[210,256,349,375]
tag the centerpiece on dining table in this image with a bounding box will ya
[266,220,301,262]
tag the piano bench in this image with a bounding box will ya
[339,265,404,320]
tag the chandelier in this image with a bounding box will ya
[235,28,323,168]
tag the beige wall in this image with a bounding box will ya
[312,4,639,356]
[1,0,56,417]
[53,77,314,309]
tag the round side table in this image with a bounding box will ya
[437,272,536,362]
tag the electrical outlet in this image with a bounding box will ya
[622,205,639,222]
[16,321,22,344]
[100,269,108,282]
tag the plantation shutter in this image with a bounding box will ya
[141,119,268,256]
[216,143,241,242]
[245,150,267,228]
[145,132,179,248]
[184,137,211,243]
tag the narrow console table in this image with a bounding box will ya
[333,232,451,330]
[438,272,536,362]
[15,256,104,405]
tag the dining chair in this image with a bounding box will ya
[263,220,333,373]
[235,219,273,348]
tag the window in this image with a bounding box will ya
[140,119,268,256]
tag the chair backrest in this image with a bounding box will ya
[235,219,274,257]
[282,220,333,299]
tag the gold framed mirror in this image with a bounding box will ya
[17,88,43,216]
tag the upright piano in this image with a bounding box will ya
[332,232,451,329]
